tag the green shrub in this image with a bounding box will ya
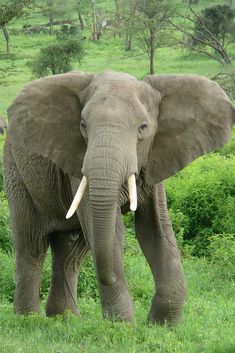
[0,250,98,303]
[56,25,79,40]
[28,37,84,78]
[166,153,235,256]
[168,209,195,258]
[0,250,14,302]
[0,192,12,254]
[40,252,98,301]
[209,234,235,280]
[78,255,98,299]
[216,128,235,157]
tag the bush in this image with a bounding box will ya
[78,255,98,299]
[56,25,79,40]
[216,127,235,156]
[209,234,235,280]
[28,37,84,77]
[0,250,14,302]
[166,153,235,256]
[194,5,235,44]
[0,136,12,255]
[40,252,98,300]
[0,192,12,254]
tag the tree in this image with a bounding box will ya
[71,0,104,41]
[120,0,138,51]
[77,0,85,30]
[172,5,235,65]
[28,35,84,77]
[133,0,173,74]
[36,0,75,35]
[0,0,33,52]
[194,5,235,47]
[91,0,98,40]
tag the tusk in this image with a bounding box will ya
[66,176,88,219]
[128,174,137,212]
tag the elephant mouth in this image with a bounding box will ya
[66,173,137,219]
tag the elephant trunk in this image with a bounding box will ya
[83,133,137,286]
[89,178,119,285]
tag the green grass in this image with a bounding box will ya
[0,258,235,353]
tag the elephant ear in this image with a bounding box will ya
[144,74,235,185]
[7,71,94,178]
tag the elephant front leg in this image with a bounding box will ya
[9,190,49,314]
[135,183,186,325]
[14,246,48,314]
[98,213,135,322]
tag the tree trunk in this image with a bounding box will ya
[225,0,232,6]
[77,1,84,31]
[91,0,98,41]
[2,25,10,53]
[149,29,155,74]
[49,9,53,35]
[47,0,54,36]
[125,33,132,51]
[114,0,122,38]
[77,8,84,30]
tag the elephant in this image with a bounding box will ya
[3,71,235,325]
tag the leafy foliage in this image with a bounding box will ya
[166,153,235,256]
[28,36,84,77]
[0,249,14,301]
[209,233,235,281]
[0,0,33,27]
[194,5,235,45]
[0,136,12,255]
[0,193,12,254]
[216,127,235,156]
[56,24,79,39]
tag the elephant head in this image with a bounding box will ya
[7,71,235,286]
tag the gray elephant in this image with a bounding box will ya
[3,71,235,324]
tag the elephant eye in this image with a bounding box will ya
[138,123,148,134]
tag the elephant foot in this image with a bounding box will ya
[45,296,80,317]
[14,291,40,315]
[13,302,40,315]
[100,280,135,322]
[147,293,184,326]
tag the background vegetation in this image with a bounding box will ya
[0,0,235,352]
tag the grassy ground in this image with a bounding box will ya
[0,257,235,353]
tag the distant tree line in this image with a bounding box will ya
[0,0,234,80]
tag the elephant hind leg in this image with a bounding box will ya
[46,229,89,316]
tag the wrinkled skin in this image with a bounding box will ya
[3,71,235,324]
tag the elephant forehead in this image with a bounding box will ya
[82,92,150,125]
